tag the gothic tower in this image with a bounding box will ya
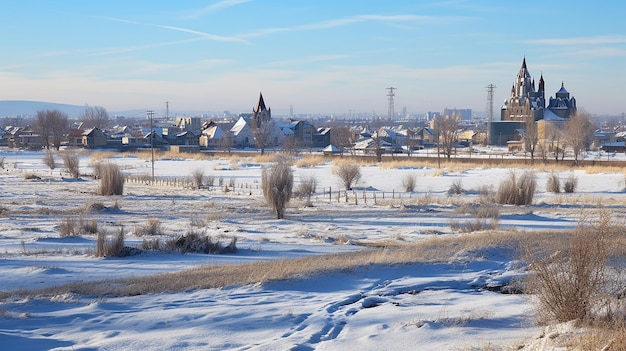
[501,57,545,122]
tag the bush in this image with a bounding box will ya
[294,175,318,205]
[62,152,80,178]
[564,174,578,193]
[95,227,126,257]
[191,168,204,189]
[98,162,125,196]
[333,162,361,190]
[262,158,294,219]
[524,209,612,323]
[401,173,417,192]
[165,230,237,254]
[43,151,56,170]
[546,173,560,193]
[447,179,463,196]
[135,218,163,236]
[495,171,536,205]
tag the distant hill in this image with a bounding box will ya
[0,100,86,118]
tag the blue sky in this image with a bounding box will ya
[1,0,625,116]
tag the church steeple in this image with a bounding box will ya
[254,92,267,113]
[252,91,271,125]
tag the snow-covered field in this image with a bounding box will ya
[1,149,625,350]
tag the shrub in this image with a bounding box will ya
[95,227,126,257]
[333,162,361,190]
[165,229,237,254]
[495,171,536,205]
[98,162,125,196]
[401,173,417,192]
[205,175,215,187]
[524,209,612,323]
[447,179,463,196]
[564,174,578,193]
[262,158,294,219]
[191,168,204,189]
[294,175,318,206]
[62,152,80,178]
[59,217,77,237]
[546,173,560,193]
[43,151,56,170]
[0,156,4,169]
[135,218,163,236]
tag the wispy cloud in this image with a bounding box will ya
[523,35,626,46]
[238,14,457,39]
[104,17,247,44]
[183,0,253,19]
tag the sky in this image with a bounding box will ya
[0,0,625,117]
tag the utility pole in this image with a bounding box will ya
[386,87,397,121]
[147,109,155,183]
[486,84,496,144]
[165,101,169,119]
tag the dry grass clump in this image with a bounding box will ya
[62,152,80,178]
[295,155,326,168]
[401,173,417,192]
[253,153,284,163]
[379,159,427,169]
[134,218,164,237]
[98,162,125,195]
[332,161,361,190]
[546,172,560,193]
[452,202,500,233]
[95,228,127,258]
[23,172,41,180]
[495,171,536,205]
[59,217,99,237]
[164,230,237,254]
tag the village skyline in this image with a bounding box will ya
[1,1,625,115]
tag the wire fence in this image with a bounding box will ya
[125,174,417,205]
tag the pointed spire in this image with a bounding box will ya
[254,92,267,113]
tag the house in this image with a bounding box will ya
[168,130,199,146]
[284,120,316,147]
[6,126,41,149]
[82,128,108,148]
[230,116,255,148]
[199,121,227,149]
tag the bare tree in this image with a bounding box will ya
[333,162,361,190]
[434,114,460,159]
[330,126,355,156]
[564,108,594,165]
[252,119,273,155]
[522,117,539,162]
[80,105,110,129]
[33,109,69,150]
[261,157,294,219]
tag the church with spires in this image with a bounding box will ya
[490,57,577,145]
